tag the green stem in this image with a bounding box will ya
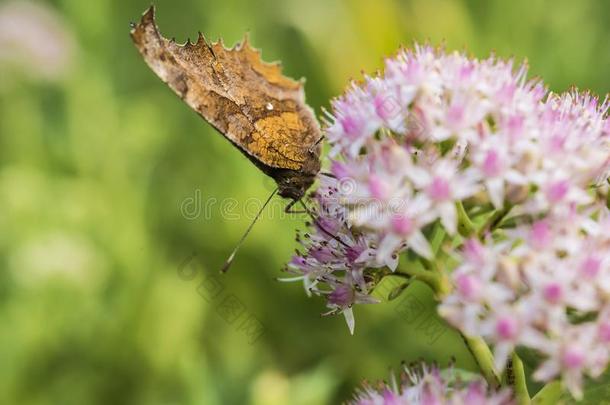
[510,352,530,405]
[532,381,563,405]
[396,264,452,298]
[461,334,501,388]
[456,201,476,237]
[479,203,513,236]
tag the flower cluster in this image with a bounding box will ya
[349,362,513,405]
[284,176,386,334]
[285,43,610,398]
[439,212,610,398]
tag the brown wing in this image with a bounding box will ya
[130,6,320,171]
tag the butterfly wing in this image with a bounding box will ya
[130,6,321,172]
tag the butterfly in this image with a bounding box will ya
[130,6,321,205]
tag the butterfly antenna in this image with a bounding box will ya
[298,200,350,248]
[308,135,325,152]
[319,172,336,178]
[221,188,278,273]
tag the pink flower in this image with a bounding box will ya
[349,362,513,405]
[533,326,604,399]
[407,158,480,234]
[283,177,383,334]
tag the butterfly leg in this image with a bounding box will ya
[319,172,336,178]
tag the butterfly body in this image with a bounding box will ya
[130,6,321,201]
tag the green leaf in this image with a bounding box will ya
[427,222,447,255]
[532,381,563,405]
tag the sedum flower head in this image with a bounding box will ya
[349,362,513,405]
[285,43,610,396]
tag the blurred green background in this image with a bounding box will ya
[0,0,609,404]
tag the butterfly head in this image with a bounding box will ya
[276,171,317,201]
[276,144,321,200]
